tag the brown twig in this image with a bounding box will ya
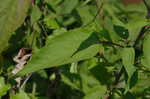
[98,41,124,48]
[143,0,150,18]
[133,26,147,48]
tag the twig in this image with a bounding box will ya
[38,21,48,37]
[98,41,124,48]
[133,26,147,48]
[143,0,150,10]
[83,1,103,27]
[143,0,150,18]
[20,74,32,89]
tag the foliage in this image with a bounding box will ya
[0,0,150,99]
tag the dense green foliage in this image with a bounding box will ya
[0,0,150,99]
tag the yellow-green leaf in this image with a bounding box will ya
[142,34,150,69]
[0,0,30,53]
[122,48,136,78]
[16,27,100,76]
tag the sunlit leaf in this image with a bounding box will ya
[17,27,100,76]
[0,77,10,97]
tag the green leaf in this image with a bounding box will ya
[30,5,41,25]
[70,62,78,74]
[102,16,121,42]
[142,33,150,69]
[16,27,100,76]
[0,77,10,97]
[79,62,107,98]
[126,17,148,45]
[61,74,81,90]
[62,59,107,98]
[0,0,30,53]
[77,5,96,25]
[83,86,106,99]
[44,17,60,29]
[113,25,129,39]
[121,48,136,92]
[123,92,135,99]
[61,0,79,14]
[122,48,136,78]
[45,0,62,6]
[10,90,30,99]
[131,71,150,94]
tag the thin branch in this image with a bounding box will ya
[38,21,48,37]
[84,2,103,27]
[20,74,32,89]
[143,0,150,10]
[98,41,124,48]
[133,25,150,49]
[143,0,150,18]
[133,26,147,48]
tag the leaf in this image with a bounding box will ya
[102,16,121,42]
[62,59,107,99]
[121,48,136,91]
[122,48,136,78]
[77,6,94,25]
[142,33,150,69]
[113,25,129,39]
[44,17,60,29]
[0,0,30,53]
[70,62,78,74]
[123,92,135,99]
[79,61,107,99]
[45,0,62,6]
[30,5,41,25]
[104,47,121,63]
[0,77,10,97]
[83,86,106,99]
[125,15,148,46]
[61,74,81,90]
[16,27,100,76]
[61,0,79,14]
[131,71,150,94]
[10,90,30,99]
